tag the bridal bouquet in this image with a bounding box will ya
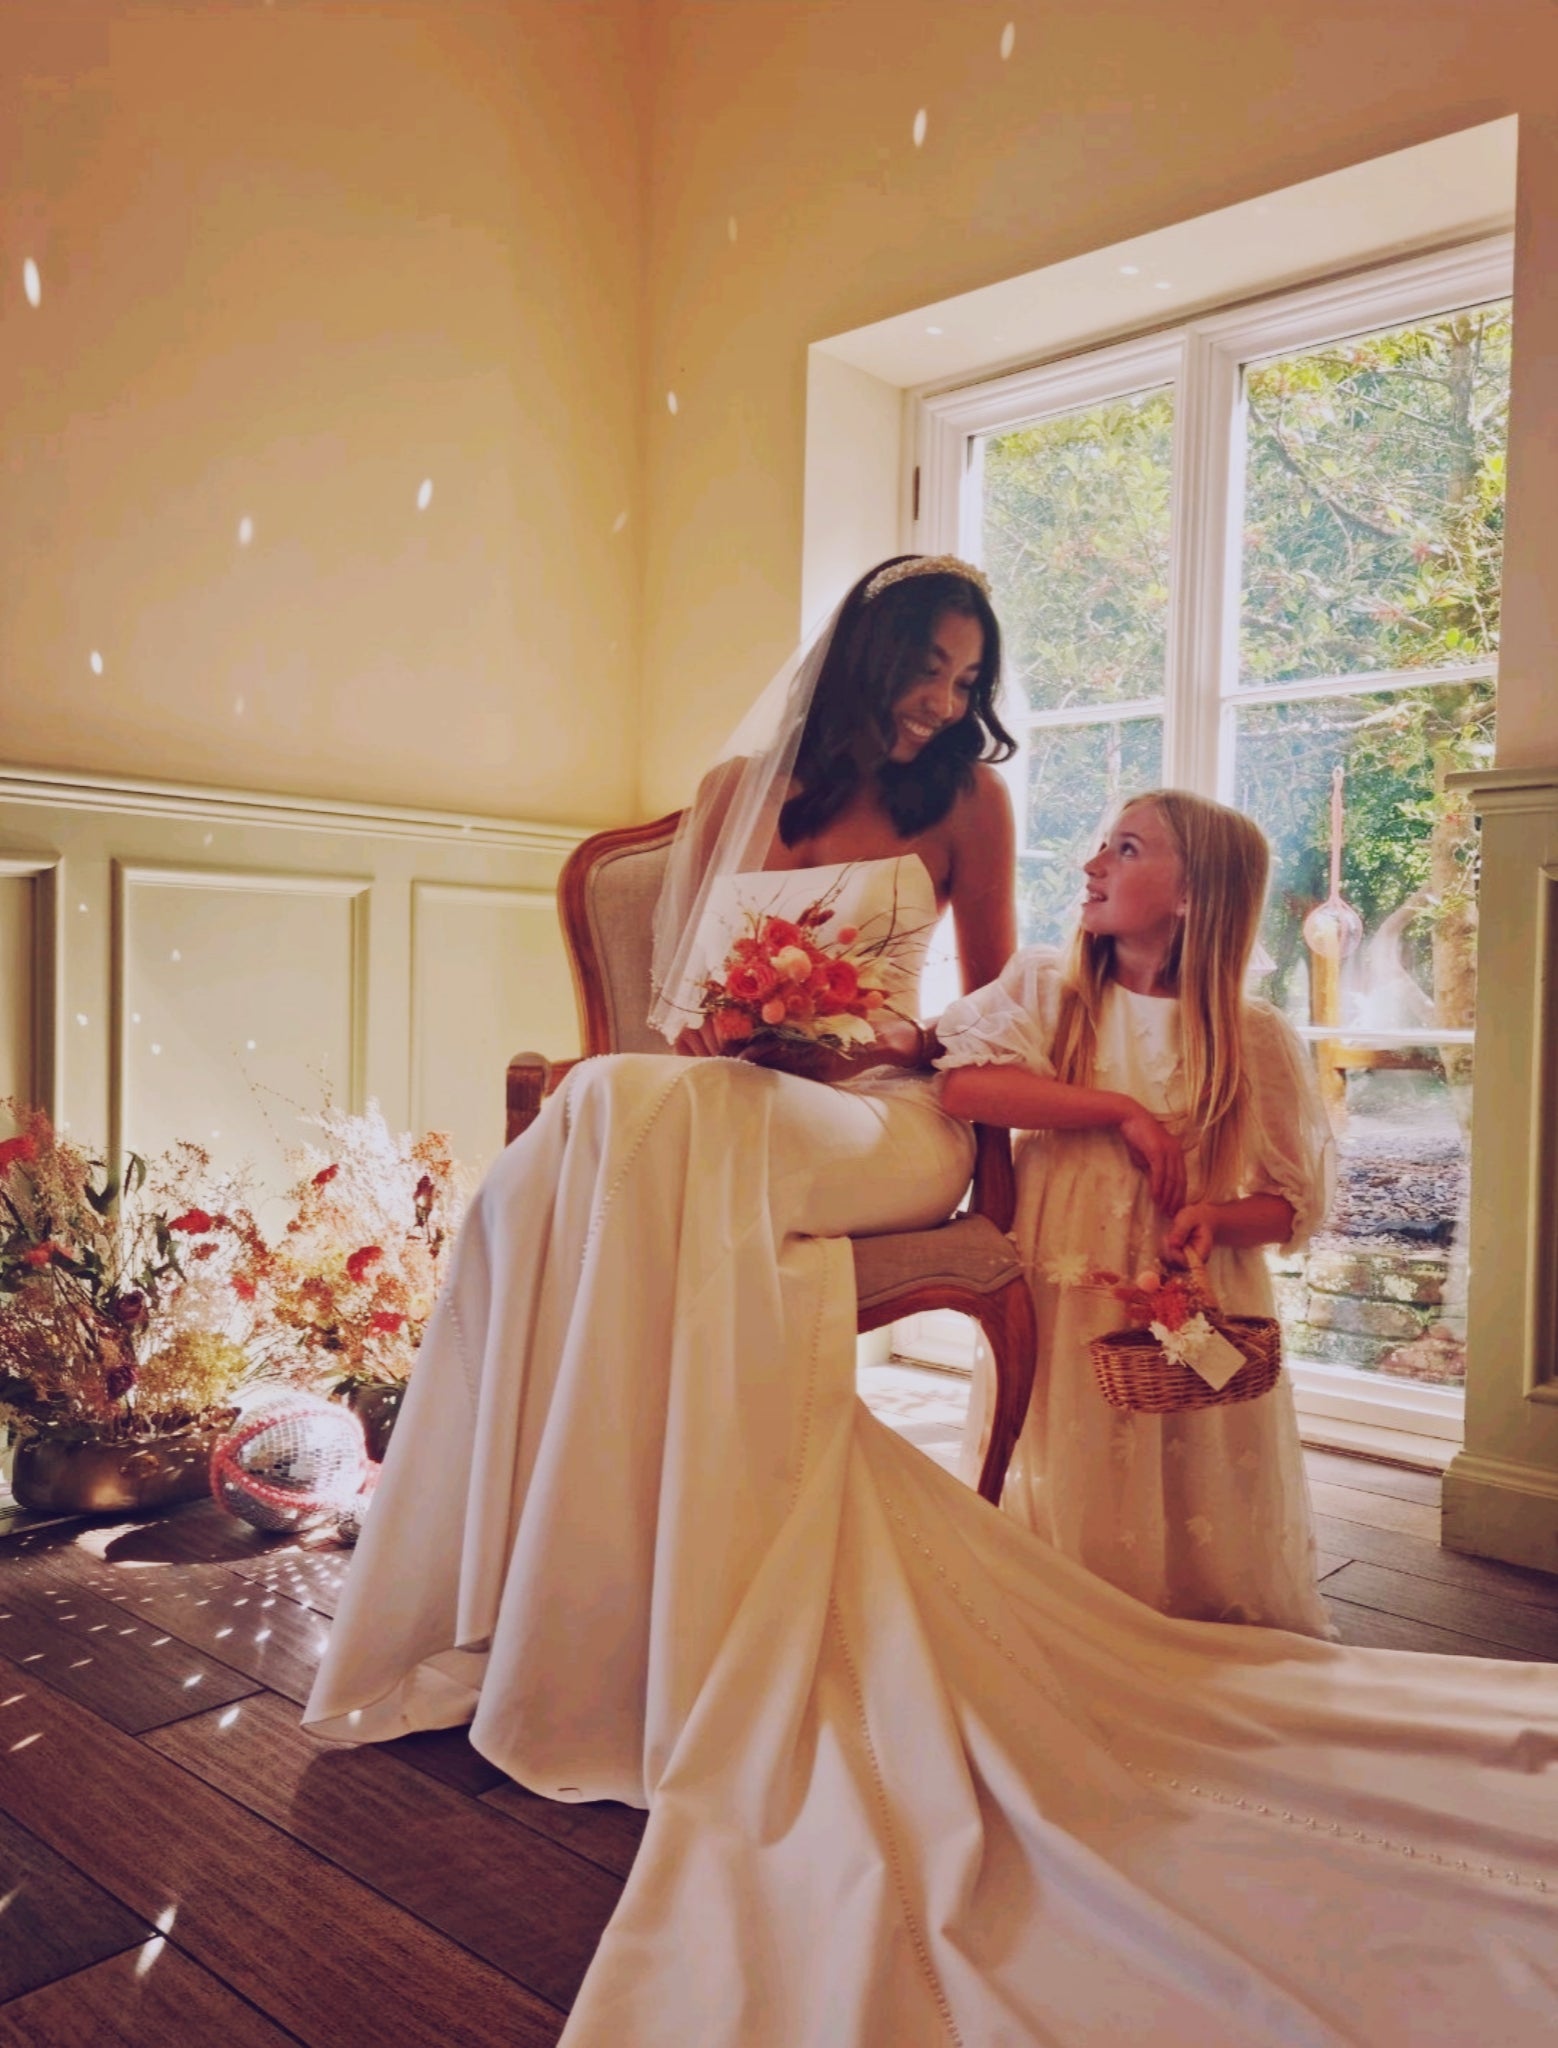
[700,881,912,1053]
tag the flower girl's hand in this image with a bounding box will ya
[1117,1108,1188,1215]
[1162,1204,1217,1265]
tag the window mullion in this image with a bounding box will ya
[1164,325,1242,798]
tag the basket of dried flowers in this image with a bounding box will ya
[1088,1253,1282,1413]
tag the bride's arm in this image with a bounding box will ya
[946,767,1017,996]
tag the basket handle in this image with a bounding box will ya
[1183,1246,1222,1317]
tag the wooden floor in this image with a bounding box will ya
[3,1449,1557,2046]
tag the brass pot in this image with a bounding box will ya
[10,1418,232,1516]
[341,1380,406,1463]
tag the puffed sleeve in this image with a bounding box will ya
[933,947,1065,1075]
[1240,1001,1337,1253]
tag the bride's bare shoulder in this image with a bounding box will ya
[951,763,1015,839]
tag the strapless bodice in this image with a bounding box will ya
[694,855,941,1015]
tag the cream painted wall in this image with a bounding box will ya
[638,0,1558,809]
[1,0,644,825]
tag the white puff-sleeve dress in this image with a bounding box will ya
[938,946,1335,1638]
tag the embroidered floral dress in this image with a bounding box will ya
[937,946,1335,1637]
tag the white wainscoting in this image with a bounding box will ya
[0,765,590,1190]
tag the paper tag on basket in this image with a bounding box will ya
[1186,1326,1248,1392]
[1149,1313,1249,1392]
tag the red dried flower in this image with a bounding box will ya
[232,1276,258,1301]
[104,1361,138,1402]
[370,1310,405,1334]
[1150,1282,1193,1333]
[0,1134,38,1171]
[345,1245,384,1284]
[21,1242,58,1269]
[312,1164,340,1187]
[168,1208,214,1235]
[727,959,779,1004]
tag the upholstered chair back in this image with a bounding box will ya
[559,812,681,1058]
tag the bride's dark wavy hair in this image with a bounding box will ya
[779,558,1015,845]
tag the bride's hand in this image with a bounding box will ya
[734,1035,856,1084]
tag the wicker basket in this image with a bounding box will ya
[1089,1253,1282,1414]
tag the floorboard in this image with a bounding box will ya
[1310,1511,1558,1611]
[146,1691,624,2011]
[0,1941,306,2048]
[1321,1597,1516,1659]
[1304,1478,1441,1542]
[1322,1561,1558,1662]
[0,1576,260,1734]
[0,1811,149,2006]
[0,1658,564,2048]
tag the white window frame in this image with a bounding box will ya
[907,235,1513,1440]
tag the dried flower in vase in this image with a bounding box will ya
[0,1102,267,1440]
[233,1102,468,1394]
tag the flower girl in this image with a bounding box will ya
[936,789,1334,1636]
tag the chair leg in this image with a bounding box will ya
[973,1275,1038,1507]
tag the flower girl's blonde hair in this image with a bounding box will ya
[1050,789,1271,1203]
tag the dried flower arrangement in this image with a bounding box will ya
[0,1101,266,1442]
[232,1102,467,1394]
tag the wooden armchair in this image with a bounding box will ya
[505,812,1037,1506]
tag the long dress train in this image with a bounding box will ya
[307,858,1558,2044]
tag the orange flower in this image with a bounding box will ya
[783,989,815,1021]
[760,996,788,1027]
[835,925,859,946]
[713,1007,755,1044]
[168,1208,214,1234]
[764,918,802,951]
[823,958,860,1006]
[346,1245,384,1284]
[727,959,778,1003]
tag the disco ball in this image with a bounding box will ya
[210,1394,367,1534]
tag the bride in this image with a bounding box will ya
[307,556,1558,2046]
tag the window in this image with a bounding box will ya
[914,240,1513,1427]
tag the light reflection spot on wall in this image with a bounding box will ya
[75,1013,88,1027]
[237,516,254,547]
[912,108,928,148]
[22,259,40,307]
[1001,23,1016,60]
[666,391,679,415]
[89,651,103,675]
[612,510,628,533]
[417,478,434,511]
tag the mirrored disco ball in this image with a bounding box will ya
[211,1395,367,1533]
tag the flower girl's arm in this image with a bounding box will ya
[939,1065,1187,1214]
[1162,1194,1296,1263]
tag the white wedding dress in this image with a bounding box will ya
[307,856,1558,2047]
